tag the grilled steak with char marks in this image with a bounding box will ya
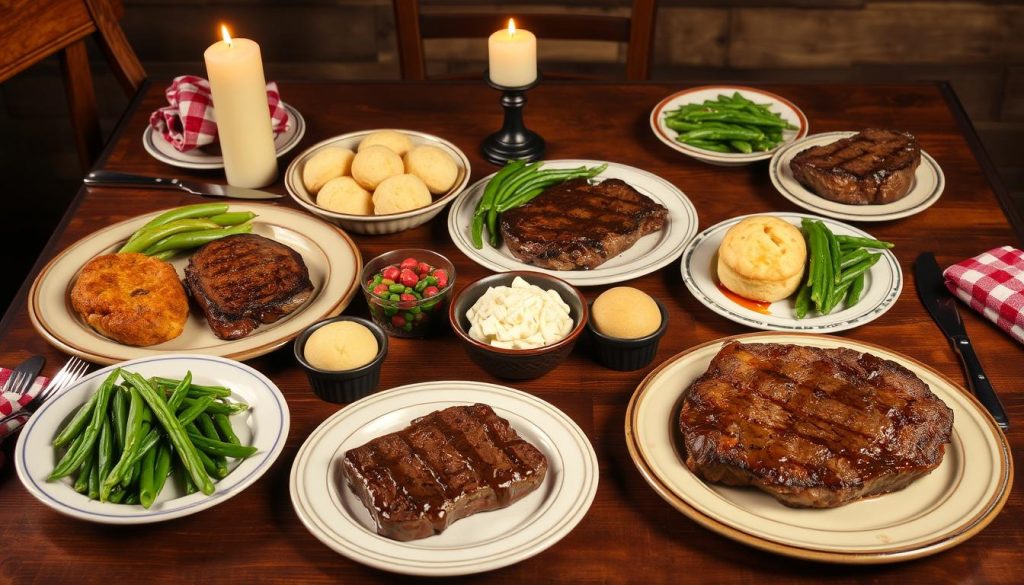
[679,342,953,508]
[184,233,313,340]
[500,178,668,270]
[343,404,548,541]
[789,128,921,205]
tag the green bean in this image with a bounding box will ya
[834,235,894,249]
[207,211,256,226]
[470,214,486,250]
[151,443,173,503]
[149,251,177,262]
[109,487,127,504]
[680,126,764,142]
[52,434,84,481]
[682,110,790,128]
[111,386,127,453]
[143,222,253,255]
[494,187,544,214]
[823,224,842,285]
[477,160,526,217]
[665,118,700,132]
[88,457,100,500]
[681,139,733,153]
[122,492,140,506]
[493,162,542,206]
[729,140,753,154]
[167,372,192,411]
[97,415,114,486]
[183,469,197,496]
[139,203,230,230]
[495,164,607,213]
[213,414,241,446]
[123,372,214,496]
[838,253,882,285]
[794,281,812,320]
[802,224,816,286]
[193,440,225,478]
[154,376,232,398]
[811,223,831,311]
[123,420,149,488]
[118,218,220,254]
[186,431,259,459]
[847,272,866,306]
[53,387,98,448]
[48,370,117,481]
[181,396,248,416]
[73,446,94,494]
[102,387,145,501]
[138,445,157,509]
[840,248,872,270]
[197,413,229,479]
[824,280,854,314]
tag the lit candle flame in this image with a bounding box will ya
[507,18,516,37]
[221,25,232,47]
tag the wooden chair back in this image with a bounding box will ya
[0,0,146,169]
[394,0,657,81]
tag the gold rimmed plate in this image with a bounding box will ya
[624,332,1011,563]
[28,204,362,365]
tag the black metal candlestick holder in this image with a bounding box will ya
[481,72,546,165]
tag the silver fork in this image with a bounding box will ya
[0,356,89,425]
[1,369,30,395]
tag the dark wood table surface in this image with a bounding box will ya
[0,81,1021,584]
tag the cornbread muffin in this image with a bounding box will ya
[317,176,374,215]
[304,321,379,371]
[302,146,355,194]
[71,253,189,346]
[403,145,458,194]
[717,216,807,302]
[592,287,661,339]
[372,174,432,214]
[351,145,404,191]
[358,130,413,156]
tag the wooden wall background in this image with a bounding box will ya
[1,0,1021,310]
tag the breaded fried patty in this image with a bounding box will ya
[71,253,189,346]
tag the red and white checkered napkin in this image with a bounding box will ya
[148,75,290,152]
[943,245,1024,345]
[0,368,50,441]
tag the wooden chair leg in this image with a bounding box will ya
[59,40,103,170]
[84,0,146,93]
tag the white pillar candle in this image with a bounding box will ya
[203,26,278,188]
[488,19,537,87]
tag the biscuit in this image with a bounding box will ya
[717,216,807,302]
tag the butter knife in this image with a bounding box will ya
[914,252,1009,429]
[84,170,283,199]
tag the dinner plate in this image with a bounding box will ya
[289,380,599,576]
[680,212,901,332]
[650,85,809,166]
[28,204,361,365]
[769,131,945,221]
[142,102,306,169]
[448,160,698,287]
[15,354,290,524]
[625,332,1012,563]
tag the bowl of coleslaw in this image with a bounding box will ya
[448,271,588,380]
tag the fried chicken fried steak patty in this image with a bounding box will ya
[70,253,189,346]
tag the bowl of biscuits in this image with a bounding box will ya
[285,129,471,235]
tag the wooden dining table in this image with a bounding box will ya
[0,80,1020,583]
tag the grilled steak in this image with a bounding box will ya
[789,128,921,205]
[184,234,314,340]
[343,404,548,541]
[500,178,668,270]
[679,342,953,508]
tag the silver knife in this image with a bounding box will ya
[2,355,45,396]
[914,252,1009,429]
[84,170,283,199]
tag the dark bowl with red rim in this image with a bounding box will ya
[360,249,456,338]
[448,271,588,380]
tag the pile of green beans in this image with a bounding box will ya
[119,203,257,260]
[663,92,798,154]
[471,161,608,249]
[795,219,894,319]
[48,369,257,508]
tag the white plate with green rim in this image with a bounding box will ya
[625,332,1012,563]
[289,380,599,576]
[680,211,901,333]
[769,131,944,222]
[448,160,698,287]
[28,203,361,365]
[15,354,289,524]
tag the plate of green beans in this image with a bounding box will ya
[680,212,902,332]
[15,354,289,524]
[651,86,809,166]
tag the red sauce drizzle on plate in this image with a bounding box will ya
[717,282,772,315]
